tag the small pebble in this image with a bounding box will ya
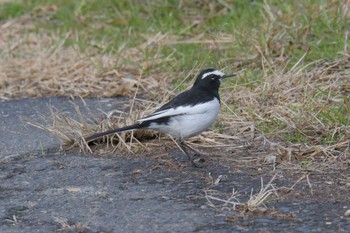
[265,155,276,164]
[161,196,170,201]
[345,209,350,217]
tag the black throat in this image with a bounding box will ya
[190,84,221,104]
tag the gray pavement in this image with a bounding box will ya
[0,97,349,233]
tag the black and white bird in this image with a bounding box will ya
[85,68,236,166]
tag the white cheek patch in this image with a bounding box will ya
[201,70,225,79]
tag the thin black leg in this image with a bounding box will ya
[178,140,205,167]
[179,141,193,160]
[181,141,203,156]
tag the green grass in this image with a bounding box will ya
[2,0,348,70]
[0,1,31,19]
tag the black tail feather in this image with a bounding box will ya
[85,124,144,142]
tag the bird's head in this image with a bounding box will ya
[193,68,235,91]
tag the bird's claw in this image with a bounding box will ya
[190,153,206,168]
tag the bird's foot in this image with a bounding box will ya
[190,153,206,168]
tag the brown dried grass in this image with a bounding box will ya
[204,174,278,211]
[0,16,168,100]
[219,58,350,171]
[2,12,350,171]
[26,98,158,154]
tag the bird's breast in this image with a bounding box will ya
[150,98,220,139]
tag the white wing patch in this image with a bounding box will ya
[201,70,225,79]
[137,98,220,123]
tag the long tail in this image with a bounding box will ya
[85,124,145,142]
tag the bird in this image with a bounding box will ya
[85,68,236,166]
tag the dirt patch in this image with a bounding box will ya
[1,147,349,232]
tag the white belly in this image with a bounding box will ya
[148,98,220,139]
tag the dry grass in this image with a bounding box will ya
[0,15,169,100]
[221,59,350,164]
[247,174,278,209]
[25,93,244,155]
[205,187,241,211]
[53,216,89,232]
[1,3,350,173]
[25,98,160,154]
[204,174,278,211]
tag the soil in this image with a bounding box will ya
[0,97,349,233]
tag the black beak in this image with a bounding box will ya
[220,73,236,80]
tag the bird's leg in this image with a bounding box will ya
[181,142,203,157]
[178,140,192,160]
[179,140,206,167]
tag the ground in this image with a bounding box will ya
[1,97,349,233]
[1,1,350,232]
